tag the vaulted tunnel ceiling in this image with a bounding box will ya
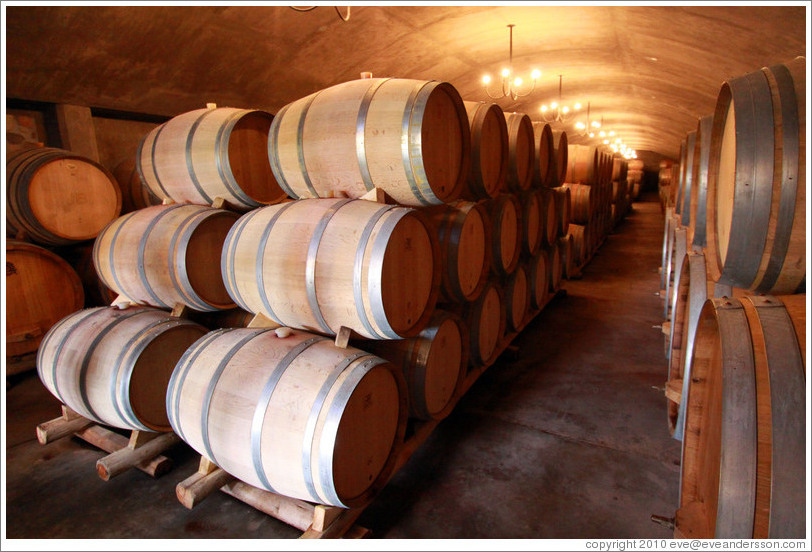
[5,5,807,162]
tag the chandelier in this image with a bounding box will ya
[573,102,637,159]
[482,24,541,101]
[539,74,582,123]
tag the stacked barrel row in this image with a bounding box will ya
[32,77,591,512]
[5,146,129,374]
[656,57,806,539]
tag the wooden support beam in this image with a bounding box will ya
[247,312,280,329]
[176,466,236,510]
[96,431,181,481]
[55,104,100,162]
[36,413,94,445]
[74,425,172,478]
[220,481,317,532]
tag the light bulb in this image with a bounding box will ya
[562,106,569,114]
[592,121,601,128]
[550,102,558,109]
[599,131,606,137]
[611,145,618,152]
[615,138,621,144]
[531,69,541,80]
[501,68,510,78]
[589,132,595,138]
[603,140,609,145]
[574,102,582,110]
[540,105,548,113]
[608,131,615,136]
[575,122,585,130]
[482,75,492,85]
[514,77,523,87]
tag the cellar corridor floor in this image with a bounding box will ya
[3,190,681,542]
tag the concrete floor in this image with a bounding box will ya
[3,191,681,541]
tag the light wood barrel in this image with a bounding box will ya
[526,250,549,309]
[563,183,594,224]
[6,241,84,358]
[112,157,161,214]
[428,200,490,303]
[504,264,530,332]
[463,101,507,200]
[558,233,575,280]
[532,122,556,188]
[677,295,806,539]
[680,131,697,227]
[665,225,688,324]
[565,144,599,185]
[503,112,534,192]
[138,107,285,210]
[166,327,407,508]
[568,223,587,267]
[669,252,715,441]
[689,115,713,249]
[675,139,687,215]
[518,190,543,257]
[706,58,806,294]
[611,157,628,182]
[361,310,467,421]
[660,207,675,290]
[552,185,572,237]
[222,198,440,339]
[546,242,562,293]
[552,131,568,186]
[539,187,559,245]
[452,282,505,367]
[6,147,122,246]
[483,194,521,277]
[268,78,470,207]
[37,306,208,432]
[93,204,240,312]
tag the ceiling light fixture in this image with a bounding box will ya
[482,24,541,101]
[539,74,582,123]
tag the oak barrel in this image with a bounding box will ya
[705,58,806,294]
[546,242,563,293]
[503,112,535,192]
[568,223,587,268]
[532,122,556,188]
[676,295,806,539]
[557,233,575,280]
[361,310,467,421]
[166,327,407,508]
[680,131,697,227]
[452,282,505,367]
[6,147,121,246]
[37,306,208,431]
[552,131,568,186]
[565,144,599,185]
[428,200,491,303]
[518,190,543,256]
[552,185,572,237]
[688,115,713,249]
[504,264,530,332]
[463,101,508,200]
[6,241,84,358]
[539,187,559,245]
[138,107,285,210]
[268,78,470,206]
[526,250,549,309]
[222,198,440,339]
[563,183,595,225]
[93,204,240,312]
[483,194,521,277]
[112,157,161,214]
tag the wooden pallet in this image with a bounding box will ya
[37,406,182,481]
[174,288,567,539]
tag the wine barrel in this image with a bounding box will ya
[531,122,556,188]
[166,327,407,508]
[706,58,806,294]
[680,131,698,227]
[552,131,568,186]
[37,306,208,432]
[665,225,689,324]
[518,190,543,257]
[268,78,470,207]
[558,233,575,280]
[222,198,440,339]
[565,144,599,185]
[451,282,505,367]
[361,310,467,421]
[539,188,559,245]
[526,250,549,309]
[688,115,713,249]
[138,107,285,210]
[6,147,122,246]
[6,241,84,359]
[552,185,571,237]
[93,204,240,312]
[429,200,490,303]
[669,252,715,440]
[546,242,562,293]
[660,206,675,290]
[676,295,806,539]
[568,223,587,268]
[463,101,508,200]
[483,194,521,277]
[611,157,628,182]
[504,264,530,332]
[563,183,594,225]
[112,157,161,214]
[503,112,534,192]
[675,139,687,215]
